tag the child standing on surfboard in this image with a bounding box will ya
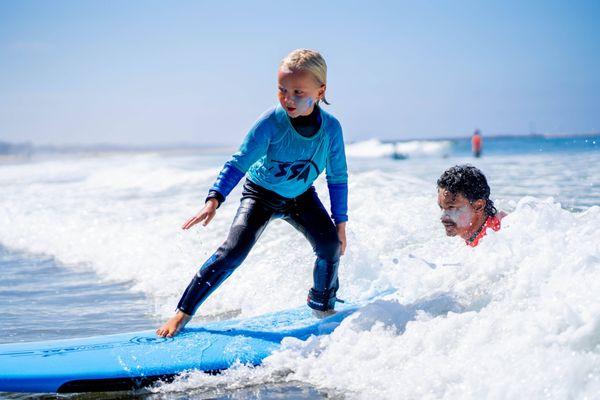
[157,49,348,337]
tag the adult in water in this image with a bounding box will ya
[437,164,506,247]
[471,129,483,158]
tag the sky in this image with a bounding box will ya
[0,0,599,146]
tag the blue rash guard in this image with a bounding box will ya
[208,105,348,224]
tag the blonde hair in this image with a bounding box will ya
[280,49,330,105]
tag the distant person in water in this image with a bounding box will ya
[437,165,506,247]
[471,129,482,157]
[156,49,348,338]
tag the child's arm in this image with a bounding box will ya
[181,113,273,229]
[326,121,349,254]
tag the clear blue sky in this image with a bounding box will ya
[1,0,599,145]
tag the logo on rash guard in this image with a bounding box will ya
[271,160,320,182]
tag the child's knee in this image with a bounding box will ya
[209,242,250,272]
[316,234,341,261]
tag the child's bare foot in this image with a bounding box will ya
[156,310,192,337]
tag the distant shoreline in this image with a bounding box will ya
[1,132,598,158]
[0,141,236,158]
[376,131,600,144]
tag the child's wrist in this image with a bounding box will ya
[205,190,224,208]
[205,198,219,209]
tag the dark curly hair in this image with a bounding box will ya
[437,164,497,216]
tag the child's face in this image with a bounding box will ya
[277,68,325,118]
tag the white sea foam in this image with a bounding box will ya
[1,151,599,398]
[346,139,452,158]
[152,197,600,399]
[346,139,396,158]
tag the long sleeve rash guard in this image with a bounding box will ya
[208,105,348,224]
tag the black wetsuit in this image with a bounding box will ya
[177,106,341,314]
[288,105,322,138]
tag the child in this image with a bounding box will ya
[157,49,348,337]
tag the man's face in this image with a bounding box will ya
[437,188,479,238]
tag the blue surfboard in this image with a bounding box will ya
[0,303,359,393]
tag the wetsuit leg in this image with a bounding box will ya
[283,187,341,311]
[177,197,273,315]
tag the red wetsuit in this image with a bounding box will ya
[467,213,504,247]
[471,134,482,152]
[472,134,482,158]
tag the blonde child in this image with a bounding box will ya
[157,49,348,337]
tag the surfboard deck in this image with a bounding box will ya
[0,304,359,393]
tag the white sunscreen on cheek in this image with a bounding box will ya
[440,206,473,228]
[292,95,314,115]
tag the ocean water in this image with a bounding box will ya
[0,245,154,343]
[0,135,599,399]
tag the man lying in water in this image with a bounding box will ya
[437,165,506,247]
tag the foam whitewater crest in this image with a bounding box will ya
[261,199,600,399]
[148,361,293,396]
[153,198,600,399]
[345,139,452,158]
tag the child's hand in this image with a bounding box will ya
[182,199,219,229]
[337,222,347,255]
